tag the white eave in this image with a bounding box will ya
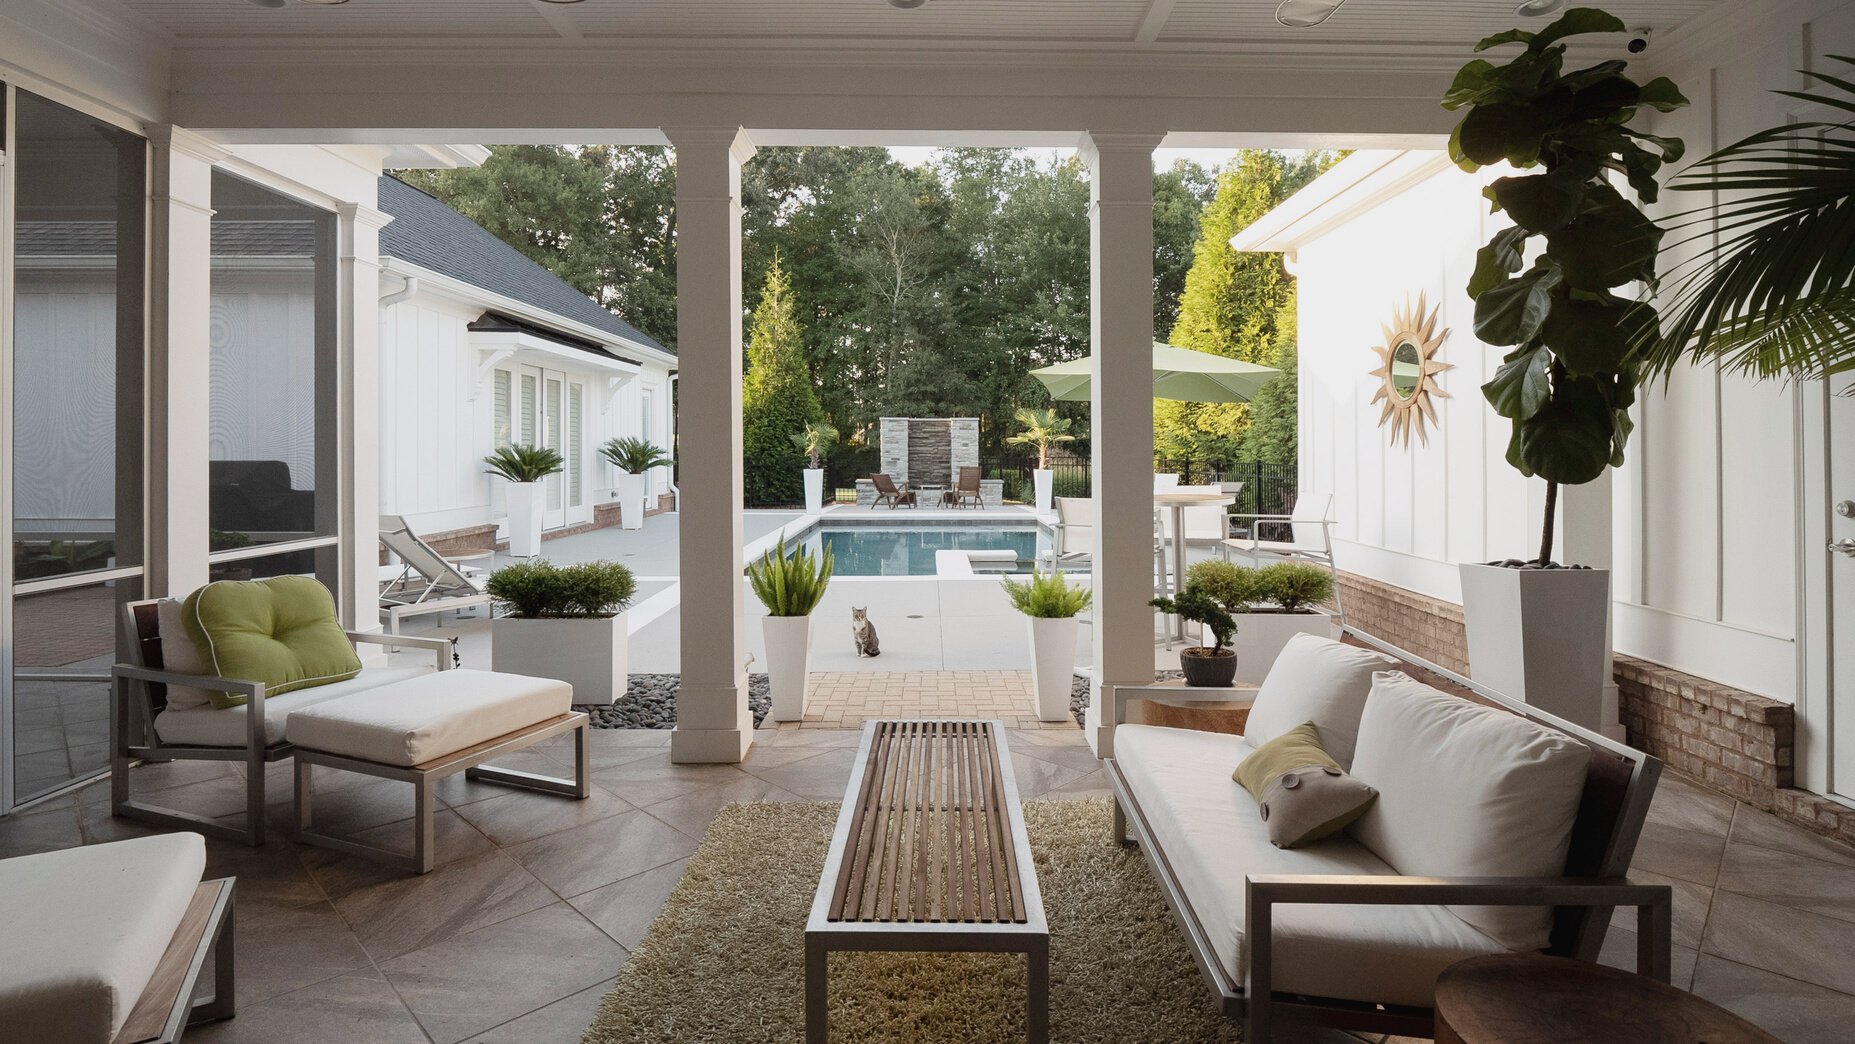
[379,255,677,370]
[1229,149,1457,253]
[382,144,494,170]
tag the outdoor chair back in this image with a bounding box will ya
[954,466,983,507]
[1052,496,1095,560]
[869,473,912,508]
[379,514,483,605]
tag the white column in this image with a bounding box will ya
[1082,131,1164,757]
[334,203,392,632]
[666,127,755,764]
[146,127,226,599]
[1562,475,1623,739]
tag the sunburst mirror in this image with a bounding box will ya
[1369,293,1453,447]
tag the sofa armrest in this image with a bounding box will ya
[347,630,452,671]
[111,664,268,750]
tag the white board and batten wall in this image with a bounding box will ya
[375,286,675,542]
[1243,0,1855,715]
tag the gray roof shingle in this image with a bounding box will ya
[377,175,669,357]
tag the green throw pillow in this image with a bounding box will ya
[1235,721,1378,849]
[182,576,361,710]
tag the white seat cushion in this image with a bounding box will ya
[1348,672,1593,952]
[153,665,431,748]
[1114,724,1509,1008]
[0,833,206,1044]
[287,668,572,767]
[1244,633,1399,769]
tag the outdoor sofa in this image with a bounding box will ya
[1104,633,1671,1042]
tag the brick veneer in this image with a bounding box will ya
[1337,570,1854,847]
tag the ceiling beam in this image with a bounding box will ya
[1133,0,1180,45]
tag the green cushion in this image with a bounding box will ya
[1234,721,1339,799]
[182,577,361,710]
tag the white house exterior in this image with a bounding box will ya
[374,176,677,551]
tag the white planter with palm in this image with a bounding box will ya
[1006,407,1075,513]
[751,536,834,722]
[1002,569,1091,722]
[488,559,636,705]
[601,436,672,531]
[485,444,563,558]
[793,421,838,515]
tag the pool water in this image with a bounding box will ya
[807,525,1048,576]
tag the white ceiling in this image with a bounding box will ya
[116,0,1727,50]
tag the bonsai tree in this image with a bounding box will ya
[483,444,564,483]
[1150,586,1237,655]
[748,537,835,616]
[485,559,637,618]
[1001,569,1093,618]
[1444,7,1687,566]
[1635,55,1855,384]
[791,421,839,470]
[600,436,672,475]
[1004,407,1076,469]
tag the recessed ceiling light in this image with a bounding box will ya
[1515,0,1566,16]
[244,0,287,8]
[889,0,928,9]
[1275,0,1348,29]
[538,0,590,4]
[297,0,353,4]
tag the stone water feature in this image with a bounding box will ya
[854,417,1003,507]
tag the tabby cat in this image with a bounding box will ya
[851,607,881,657]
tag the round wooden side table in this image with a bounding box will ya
[1434,954,1779,1044]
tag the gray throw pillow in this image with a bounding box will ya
[1256,765,1378,849]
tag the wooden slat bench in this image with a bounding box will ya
[805,719,1049,1044]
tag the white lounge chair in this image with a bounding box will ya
[1220,493,1346,628]
[379,514,494,633]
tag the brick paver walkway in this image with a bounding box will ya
[787,671,1079,730]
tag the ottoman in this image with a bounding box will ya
[288,668,590,873]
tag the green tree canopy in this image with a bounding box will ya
[742,255,824,504]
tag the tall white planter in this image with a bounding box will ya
[803,468,825,514]
[616,471,649,530]
[763,614,815,722]
[1459,563,1610,730]
[1229,610,1335,685]
[492,613,628,705]
[506,481,544,557]
[1033,468,1054,512]
[1027,615,1079,722]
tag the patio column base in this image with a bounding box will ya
[671,724,753,763]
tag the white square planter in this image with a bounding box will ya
[491,613,628,705]
[505,481,544,558]
[1033,468,1053,512]
[616,472,649,530]
[763,615,815,722]
[1230,610,1335,685]
[1459,562,1610,729]
[1027,615,1080,722]
[803,468,825,514]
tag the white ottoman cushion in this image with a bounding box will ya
[153,665,431,748]
[1348,672,1593,952]
[288,668,572,766]
[0,833,206,1044]
[1243,634,1399,769]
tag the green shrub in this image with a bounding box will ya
[486,559,637,618]
[1150,586,1237,652]
[1001,569,1092,619]
[484,444,564,483]
[748,537,834,616]
[1258,563,1334,613]
[600,436,672,475]
[1185,560,1265,613]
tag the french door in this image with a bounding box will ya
[1827,383,1855,802]
[512,365,590,531]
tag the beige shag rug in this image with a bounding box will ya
[582,799,1242,1044]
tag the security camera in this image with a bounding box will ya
[1627,28,1651,54]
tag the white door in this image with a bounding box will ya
[513,365,590,532]
[1828,382,1855,801]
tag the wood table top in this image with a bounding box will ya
[1434,953,1779,1044]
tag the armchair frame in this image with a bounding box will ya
[110,598,451,846]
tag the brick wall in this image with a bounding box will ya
[1335,572,1469,675]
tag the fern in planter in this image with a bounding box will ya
[483,444,564,483]
[748,537,834,616]
[486,559,637,618]
[600,436,672,475]
[1000,570,1093,618]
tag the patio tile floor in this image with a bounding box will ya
[3,717,1852,1042]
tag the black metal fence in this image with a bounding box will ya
[821,453,1298,514]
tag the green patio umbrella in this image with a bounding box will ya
[1029,341,1280,403]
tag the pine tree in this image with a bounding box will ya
[742,255,824,504]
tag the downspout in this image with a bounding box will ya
[380,274,419,308]
[666,371,680,512]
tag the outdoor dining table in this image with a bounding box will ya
[1153,489,1234,645]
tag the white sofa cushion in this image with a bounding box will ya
[153,665,431,748]
[156,597,212,710]
[287,668,572,766]
[0,833,206,1044]
[1348,672,1593,952]
[1113,724,1509,1008]
[1244,633,1399,769]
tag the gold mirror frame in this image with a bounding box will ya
[1369,292,1453,447]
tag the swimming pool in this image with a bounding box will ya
[801,524,1049,576]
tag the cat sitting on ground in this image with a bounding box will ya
[851,607,881,657]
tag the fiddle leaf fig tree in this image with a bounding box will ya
[1444,6,1687,567]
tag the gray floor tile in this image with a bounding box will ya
[433,750,577,806]
[1690,955,1855,1044]
[1598,925,1700,991]
[637,776,804,837]
[299,808,499,900]
[566,857,691,950]
[459,976,616,1043]
[1730,806,1855,869]
[381,902,627,1044]
[1701,890,1855,995]
[1608,868,1713,950]
[590,752,752,806]
[452,784,635,846]
[1040,768,1113,801]
[1008,739,1103,775]
[332,848,559,962]
[1007,750,1085,799]
[735,745,860,799]
[0,805,82,857]
[1717,840,1855,924]
[1631,818,1728,888]
[505,808,700,896]
[1647,774,1736,837]
[186,971,430,1044]
[231,898,375,1007]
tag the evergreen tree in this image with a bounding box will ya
[1233,289,1299,464]
[741,256,824,504]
